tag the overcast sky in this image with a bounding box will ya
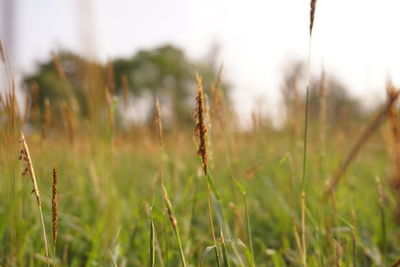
[2,0,400,126]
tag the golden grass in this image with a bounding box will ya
[324,89,400,198]
[52,165,58,266]
[19,132,50,266]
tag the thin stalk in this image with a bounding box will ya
[300,26,312,267]
[351,210,357,267]
[300,1,317,264]
[205,180,221,267]
[52,166,58,267]
[20,132,50,266]
[220,228,230,267]
[376,176,386,263]
[195,74,220,266]
[150,203,155,267]
[39,205,50,266]
[162,185,187,267]
[300,191,306,266]
[244,195,255,266]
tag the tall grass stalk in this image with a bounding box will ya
[232,177,255,266]
[220,227,230,267]
[19,132,50,266]
[324,91,400,197]
[375,176,386,263]
[52,166,58,266]
[300,1,318,265]
[194,73,221,266]
[155,98,186,266]
[149,201,155,267]
[351,210,357,267]
[161,184,187,267]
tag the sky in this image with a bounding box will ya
[2,0,400,126]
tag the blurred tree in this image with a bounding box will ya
[114,44,229,124]
[23,52,98,120]
[23,45,230,126]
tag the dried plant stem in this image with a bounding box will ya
[61,103,74,144]
[220,227,230,267]
[150,203,155,267]
[244,193,255,266]
[20,132,50,266]
[162,184,187,267]
[300,0,318,264]
[42,98,51,140]
[351,210,357,267]
[195,74,220,266]
[121,75,129,108]
[155,99,163,148]
[335,240,343,267]
[52,166,58,266]
[293,222,302,259]
[386,81,400,223]
[206,181,220,266]
[375,176,387,262]
[324,91,400,197]
[319,67,327,172]
[301,191,306,266]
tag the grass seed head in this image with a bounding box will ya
[310,0,318,35]
[155,98,163,147]
[19,132,41,204]
[194,73,208,175]
[52,165,58,249]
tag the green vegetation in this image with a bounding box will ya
[1,1,400,266]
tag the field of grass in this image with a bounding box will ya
[2,1,400,266]
[1,98,400,266]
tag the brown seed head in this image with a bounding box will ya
[19,132,41,205]
[52,165,58,249]
[310,0,318,35]
[194,73,208,175]
[155,98,163,147]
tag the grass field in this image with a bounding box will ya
[1,93,400,266]
[2,1,400,266]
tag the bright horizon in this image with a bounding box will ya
[2,0,400,127]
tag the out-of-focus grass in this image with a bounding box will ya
[0,123,398,266]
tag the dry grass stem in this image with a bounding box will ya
[155,98,163,148]
[121,74,129,107]
[19,132,50,265]
[309,0,317,35]
[52,166,58,266]
[61,103,75,144]
[211,65,225,129]
[319,67,327,153]
[324,90,400,198]
[42,98,52,139]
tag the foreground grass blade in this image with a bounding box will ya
[231,177,255,266]
[162,184,187,267]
